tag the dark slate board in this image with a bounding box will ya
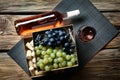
[8,0,118,80]
[7,39,30,75]
[54,0,118,68]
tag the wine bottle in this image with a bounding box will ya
[15,10,80,36]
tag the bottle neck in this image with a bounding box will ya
[63,9,80,20]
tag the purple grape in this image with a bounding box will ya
[62,31,66,35]
[35,34,42,43]
[59,32,63,36]
[64,34,70,39]
[54,30,58,32]
[52,32,56,36]
[47,42,52,46]
[64,43,69,47]
[45,31,50,35]
[62,47,66,51]
[56,41,61,46]
[48,34,52,38]
[70,44,75,49]
[49,29,54,34]
[60,36,64,41]
[44,38,48,43]
[34,39,39,43]
[40,41,44,46]
[35,42,39,46]
[68,38,72,43]
[55,37,59,41]
[69,49,74,54]
[34,29,76,55]
[49,38,55,43]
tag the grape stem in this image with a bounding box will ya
[68,28,75,44]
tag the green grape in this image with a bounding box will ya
[42,47,47,51]
[40,55,44,59]
[67,61,73,67]
[58,49,62,52]
[41,51,46,55]
[39,63,45,70]
[35,49,41,56]
[55,47,59,50]
[56,51,62,57]
[58,57,64,63]
[43,58,49,64]
[36,57,40,62]
[61,61,67,67]
[44,55,49,58]
[58,63,62,68]
[34,46,39,51]
[46,48,53,55]
[71,54,76,58]
[50,53,56,59]
[62,52,66,58]
[37,59,43,66]
[71,58,76,64]
[39,45,43,50]
[37,61,40,67]
[54,58,59,63]
[53,63,58,69]
[66,55,71,61]
[39,59,44,63]
[48,57,53,63]
[45,65,51,71]
[53,49,58,54]
[50,65,53,70]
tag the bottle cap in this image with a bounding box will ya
[67,9,80,19]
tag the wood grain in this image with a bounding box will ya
[103,12,120,28]
[105,33,120,49]
[0,53,31,80]
[0,33,119,50]
[0,48,120,80]
[0,0,120,80]
[0,12,120,50]
[0,0,120,13]
[71,48,120,80]
[0,0,61,12]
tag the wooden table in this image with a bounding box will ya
[0,0,120,80]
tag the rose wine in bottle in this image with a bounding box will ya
[15,10,80,37]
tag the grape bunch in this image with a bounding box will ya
[35,45,77,71]
[34,29,75,54]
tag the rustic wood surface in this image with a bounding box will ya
[0,0,120,80]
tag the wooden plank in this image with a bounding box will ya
[0,33,119,50]
[105,33,120,49]
[0,35,21,50]
[0,12,119,35]
[0,0,61,12]
[0,48,120,80]
[91,0,120,2]
[0,0,120,13]
[0,1,119,80]
[103,12,120,28]
[93,2,120,11]
[0,53,31,80]
[70,49,120,80]
[0,12,120,50]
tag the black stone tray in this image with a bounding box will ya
[8,0,118,80]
